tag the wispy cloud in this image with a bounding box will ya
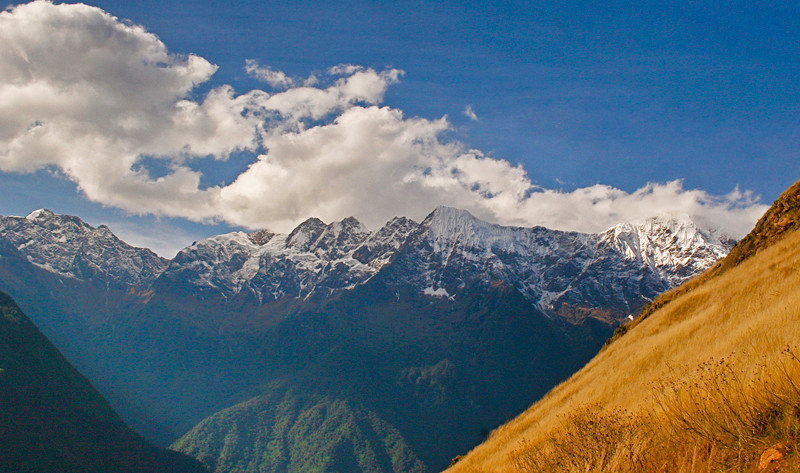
[245,59,296,89]
[464,104,478,121]
[0,1,767,238]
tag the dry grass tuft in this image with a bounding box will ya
[511,406,646,472]
[510,349,800,472]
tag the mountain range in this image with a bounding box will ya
[0,206,733,472]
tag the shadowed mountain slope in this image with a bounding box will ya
[0,291,207,473]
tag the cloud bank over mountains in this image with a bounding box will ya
[0,1,766,237]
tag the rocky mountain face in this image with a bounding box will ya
[0,207,733,473]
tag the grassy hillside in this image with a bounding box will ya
[447,180,800,473]
[0,291,207,473]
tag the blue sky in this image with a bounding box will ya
[0,0,797,255]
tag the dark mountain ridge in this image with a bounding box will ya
[0,290,207,473]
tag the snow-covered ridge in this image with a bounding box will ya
[0,209,167,288]
[0,207,734,318]
[161,214,418,301]
[422,206,592,257]
[387,207,733,318]
[401,207,595,304]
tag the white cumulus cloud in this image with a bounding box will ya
[0,1,767,239]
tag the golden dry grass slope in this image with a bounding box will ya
[446,180,800,473]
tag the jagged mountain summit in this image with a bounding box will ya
[0,209,167,289]
[158,215,414,302]
[601,213,733,286]
[151,205,733,320]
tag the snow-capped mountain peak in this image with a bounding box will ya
[161,215,412,301]
[0,209,167,288]
[285,216,370,258]
[600,213,732,286]
[351,216,419,269]
[285,217,328,249]
[420,206,523,252]
[26,208,56,221]
[423,206,481,235]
